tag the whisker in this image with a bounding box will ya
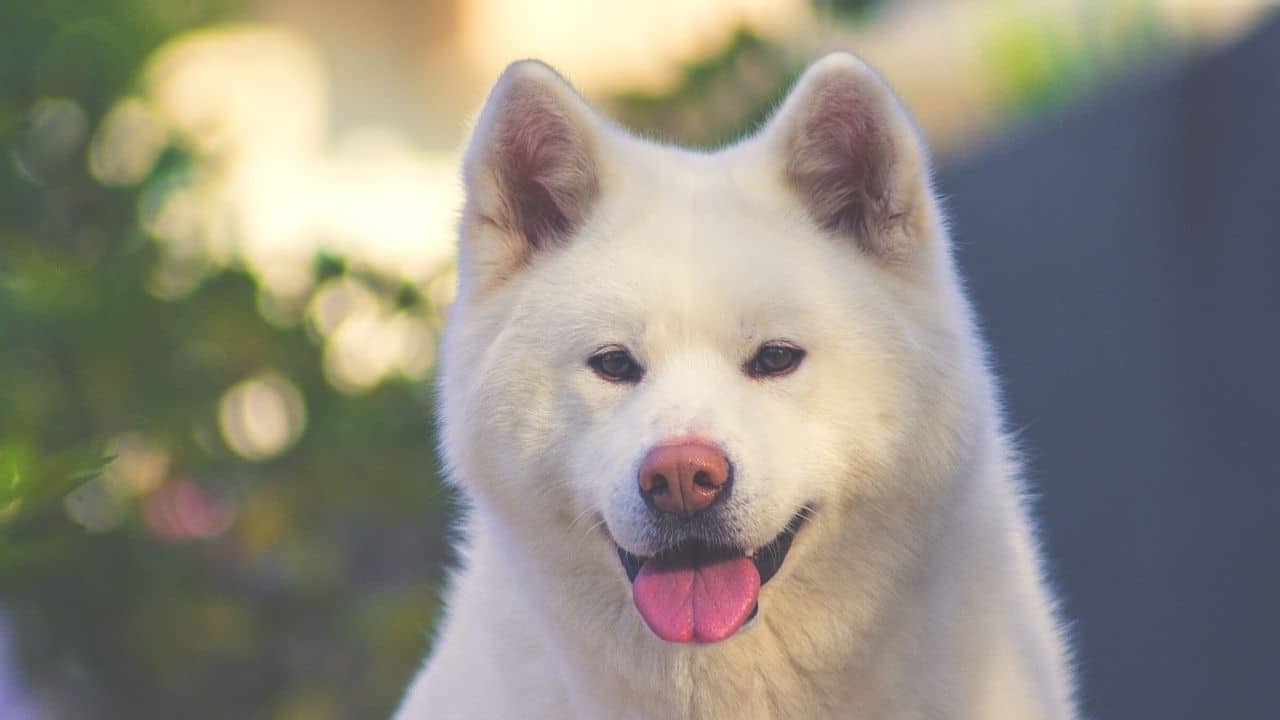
[577,517,608,544]
[566,505,597,532]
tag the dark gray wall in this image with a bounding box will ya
[936,13,1280,719]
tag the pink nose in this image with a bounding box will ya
[637,440,731,517]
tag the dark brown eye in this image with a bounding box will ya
[748,343,805,378]
[589,348,643,383]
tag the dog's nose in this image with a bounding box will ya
[638,440,731,517]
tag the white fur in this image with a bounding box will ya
[396,54,1078,719]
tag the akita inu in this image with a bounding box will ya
[397,53,1078,719]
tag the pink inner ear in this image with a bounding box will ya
[491,85,598,254]
[786,80,898,252]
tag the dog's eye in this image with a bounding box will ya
[589,348,643,383]
[748,342,805,378]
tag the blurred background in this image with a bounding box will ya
[2,0,1277,718]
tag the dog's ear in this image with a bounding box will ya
[759,53,937,264]
[459,60,602,291]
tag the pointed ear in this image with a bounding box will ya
[760,53,937,263]
[459,60,602,291]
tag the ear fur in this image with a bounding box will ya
[761,53,935,263]
[459,60,601,291]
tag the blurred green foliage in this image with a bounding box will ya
[981,0,1171,117]
[610,29,800,148]
[1,2,451,717]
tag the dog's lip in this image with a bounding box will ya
[614,506,814,586]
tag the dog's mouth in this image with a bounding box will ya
[614,508,811,644]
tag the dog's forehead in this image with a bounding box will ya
[592,213,790,300]
[592,166,817,278]
[530,211,854,350]
[510,145,879,346]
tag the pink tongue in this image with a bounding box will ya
[632,551,760,644]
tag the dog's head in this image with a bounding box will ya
[438,55,975,645]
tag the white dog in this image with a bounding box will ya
[396,53,1078,719]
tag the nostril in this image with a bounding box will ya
[650,473,669,494]
[692,470,714,489]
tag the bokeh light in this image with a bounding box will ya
[87,97,168,186]
[457,0,809,92]
[101,433,170,496]
[217,372,308,461]
[139,25,460,291]
[63,477,127,533]
[11,98,89,186]
[142,478,237,540]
